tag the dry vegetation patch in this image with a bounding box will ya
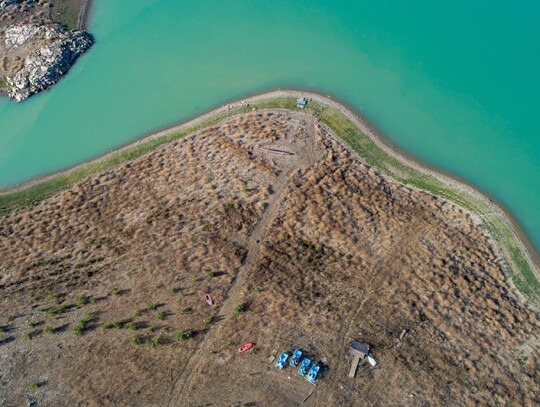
[0,111,538,406]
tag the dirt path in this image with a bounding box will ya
[167,114,324,406]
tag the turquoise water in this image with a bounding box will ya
[1,0,539,253]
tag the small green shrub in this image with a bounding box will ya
[179,307,191,315]
[126,322,137,330]
[131,335,142,345]
[76,296,87,306]
[113,320,125,329]
[149,303,158,310]
[234,303,245,314]
[156,311,166,321]
[43,326,54,335]
[111,288,120,297]
[176,330,193,341]
[203,317,212,325]
[207,271,215,278]
[73,323,84,336]
[29,382,40,390]
[517,351,528,365]
[149,336,162,348]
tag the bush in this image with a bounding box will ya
[131,335,142,345]
[44,326,54,335]
[234,303,245,314]
[176,330,193,341]
[203,317,212,325]
[180,307,191,315]
[149,303,158,310]
[149,336,162,348]
[72,326,83,336]
[156,311,166,321]
[207,271,215,278]
[126,322,137,330]
[113,320,125,329]
[29,382,40,390]
[76,296,87,306]
[111,288,120,297]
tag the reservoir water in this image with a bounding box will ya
[0,0,539,253]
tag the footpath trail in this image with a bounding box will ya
[167,115,323,406]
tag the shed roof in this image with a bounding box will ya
[350,340,370,356]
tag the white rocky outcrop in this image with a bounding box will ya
[4,23,51,49]
[0,0,23,12]
[4,23,93,102]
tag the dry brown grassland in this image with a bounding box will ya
[0,109,539,406]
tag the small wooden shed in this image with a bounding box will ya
[348,340,371,378]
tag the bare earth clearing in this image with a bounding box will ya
[0,110,538,406]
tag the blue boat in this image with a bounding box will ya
[290,349,302,366]
[298,358,311,376]
[307,363,320,383]
[275,352,289,369]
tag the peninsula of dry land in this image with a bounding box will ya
[0,98,539,406]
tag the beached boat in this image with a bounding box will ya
[298,358,311,376]
[238,342,253,353]
[275,352,289,369]
[290,349,302,366]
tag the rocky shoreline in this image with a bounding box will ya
[0,0,93,102]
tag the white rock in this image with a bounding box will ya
[5,23,93,102]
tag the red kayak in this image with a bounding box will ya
[238,342,253,353]
[204,293,213,305]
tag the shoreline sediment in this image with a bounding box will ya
[78,0,94,30]
[0,89,538,306]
